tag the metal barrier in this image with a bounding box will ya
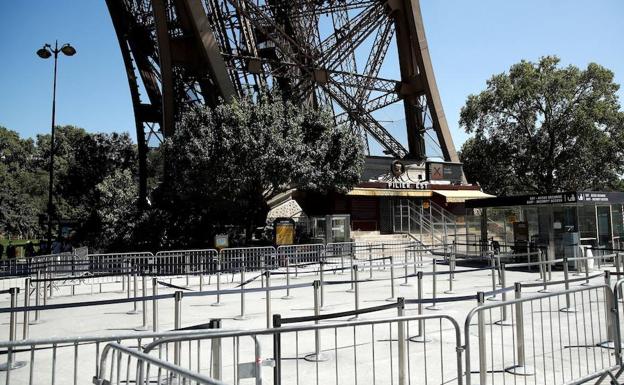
[221,246,277,275]
[464,284,621,385]
[94,342,227,385]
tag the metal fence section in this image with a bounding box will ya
[277,244,324,267]
[220,246,277,274]
[155,249,218,276]
[464,284,621,385]
[94,342,227,385]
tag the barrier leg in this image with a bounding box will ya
[386,256,396,301]
[505,283,534,375]
[234,268,247,320]
[152,277,159,332]
[426,260,440,310]
[0,288,27,371]
[305,281,328,362]
[22,278,30,339]
[409,272,430,343]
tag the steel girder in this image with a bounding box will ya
[106,0,460,200]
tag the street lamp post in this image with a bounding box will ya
[37,41,76,253]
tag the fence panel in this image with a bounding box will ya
[464,284,620,385]
[155,249,218,276]
[220,246,277,274]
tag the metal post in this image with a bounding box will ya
[617,253,624,302]
[445,254,454,294]
[320,259,325,309]
[33,271,41,324]
[401,250,411,287]
[386,256,395,301]
[349,265,360,320]
[347,254,355,293]
[505,283,534,375]
[210,319,223,380]
[477,292,487,385]
[0,288,27,371]
[234,267,247,320]
[212,256,223,306]
[127,272,139,314]
[22,278,30,339]
[135,274,148,331]
[283,255,292,300]
[426,260,440,310]
[583,246,590,285]
[43,272,48,307]
[561,256,575,312]
[368,244,373,279]
[495,263,512,326]
[174,290,182,366]
[488,256,498,300]
[305,281,327,362]
[152,277,158,332]
[265,271,271,328]
[397,297,407,385]
[410,271,430,343]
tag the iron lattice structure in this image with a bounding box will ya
[106,0,460,204]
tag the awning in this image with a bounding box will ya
[433,190,495,203]
[347,188,432,198]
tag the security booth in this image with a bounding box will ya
[465,192,624,260]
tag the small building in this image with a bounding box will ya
[465,192,624,259]
[267,156,493,243]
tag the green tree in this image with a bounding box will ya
[147,96,365,248]
[459,56,624,195]
[0,126,46,238]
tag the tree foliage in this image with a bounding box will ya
[459,56,624,195]
[143,96,365,248]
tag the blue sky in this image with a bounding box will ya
[0,0,622,151]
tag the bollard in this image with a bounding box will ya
[426,260,440,310]
[349,265,360,320]
[538,258,549,293]
[43,273,48,307]
[282,256,293,300]
[265,271,272,328]
[582,247,591,285]
[304,281,327,362]
[152,277,159,332]
[173,291,183,366]
[127,272,139,314]
[32,271,41,324]
[212,257,223,306]
[397,297,407,385]
[477,292,487,385]
[0,288,27,371]
[21,278,30,339]
[561,256,576,313]
[135,274,149,331]
[48,272,53,298]
[603,271,617,348]
[386,256,396,301]
[505,283,534,375]
[234,267,247,320]
[199,273,204,291]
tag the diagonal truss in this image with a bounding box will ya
[106,0,460,203]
